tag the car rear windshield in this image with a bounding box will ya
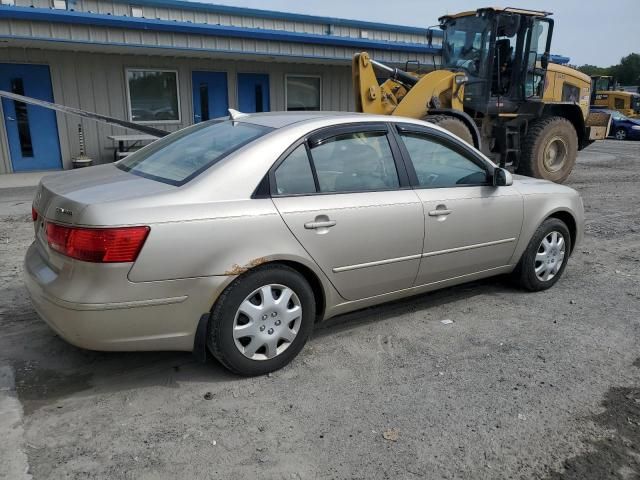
[117,120,272,185]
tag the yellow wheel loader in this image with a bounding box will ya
[353,7,610,183]
[591,75,640,118]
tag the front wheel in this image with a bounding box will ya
[512,218,572,292]
[615,128,627,141]
[208,265,316,376]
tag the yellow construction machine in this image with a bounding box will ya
[353,7,610,183]
[591,76,640,118]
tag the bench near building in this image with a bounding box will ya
[0,0,441,173]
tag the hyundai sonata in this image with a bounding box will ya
[25,111,584,376]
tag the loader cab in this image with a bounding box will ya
[593,76,616,92]
[439,8,554,116]
[591,76,640,117]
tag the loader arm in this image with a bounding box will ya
[352,52,465,119]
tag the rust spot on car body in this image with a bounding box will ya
[248,257,268,267]
[224,257,269,275]
[224,264,247,275]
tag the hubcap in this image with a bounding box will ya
[616,129,626,140]
[534,231,566,282]
[543,137,568,173]
[233,284,302,361]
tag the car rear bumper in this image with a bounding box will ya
[23,242,232,352]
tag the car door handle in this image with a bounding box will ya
[428,208,452,217]
[304,220,337,229]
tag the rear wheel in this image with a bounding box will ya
[518,116,578,183]
[615,128,627,140]
[425,115,474,146]
[208,265,315,376]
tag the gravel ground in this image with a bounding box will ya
[0,139,638,480]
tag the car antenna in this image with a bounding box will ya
[228,108,248,121]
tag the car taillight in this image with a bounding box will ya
[32,206,38,222]
[45,222,150,263]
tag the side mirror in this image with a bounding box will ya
[540,52,550,70]
[493,168,513,187]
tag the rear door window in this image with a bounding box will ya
[117,120,271,185]
[309,132,399,193]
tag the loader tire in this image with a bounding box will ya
[518,116,578,183]
[425,115,474,146]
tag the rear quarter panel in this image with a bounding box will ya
[128,199,322,281]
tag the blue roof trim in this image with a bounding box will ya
[102,0,442,37]
[0,6,441,54]
[0,33,432,65]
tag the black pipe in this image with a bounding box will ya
[369,59,419,87]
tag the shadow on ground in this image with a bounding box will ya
[544,359,640,480]
[314,276,507,337]
[9,276,506,414]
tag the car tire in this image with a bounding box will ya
[512,218,572,292]
[207,264,316,376]
[615,128,627,140]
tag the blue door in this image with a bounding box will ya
[237,73,270,113]
[191,71,229,123]
[0,64,62,172]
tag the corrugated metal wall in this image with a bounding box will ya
[10,0,432,45]
[0,47,356,171]
[0,0,442,173]
[0,18,438,65]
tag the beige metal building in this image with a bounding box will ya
[0,0,441,173]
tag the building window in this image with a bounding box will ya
[285,75,321,111]
[131,5,143,17]
[126,69,180,123]
[52,0,67,9]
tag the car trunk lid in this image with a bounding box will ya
[32,164,174,268]
[33,164,174,226]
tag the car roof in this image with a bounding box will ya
[235,111,384,129]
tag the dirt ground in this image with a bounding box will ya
[0,139,639,480]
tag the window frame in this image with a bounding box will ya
[391,123,495,189]
[265,122,411,198]
[125,68,182,125]
[271,143,318,196]
[284,74,322,112]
